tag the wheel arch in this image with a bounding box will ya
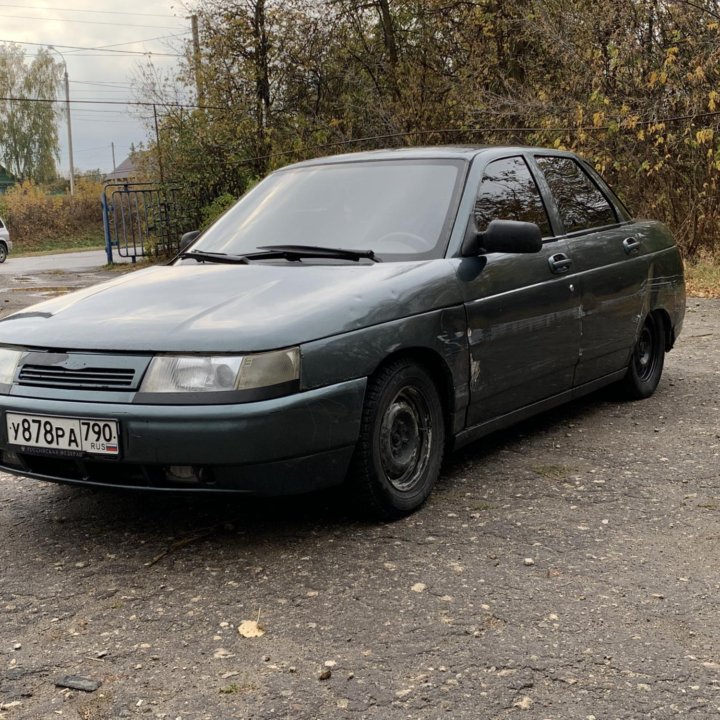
[368,347,457,446]
[649,306,674,351]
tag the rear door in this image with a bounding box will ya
[460,155,581,425]
[530,155,649,386]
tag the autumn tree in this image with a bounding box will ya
[0,45,62,183]
[136,0,720,256]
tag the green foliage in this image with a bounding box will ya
[0,44,62,183]
[0,179,103,250]
[200,192,236,230]
[137,0,720,257]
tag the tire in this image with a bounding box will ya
[0,243,6,263]
[619,313,666,399]
[348,359,445,520]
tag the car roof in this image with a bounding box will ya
[281,145,579,170]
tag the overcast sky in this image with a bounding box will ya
[2,0,189,174]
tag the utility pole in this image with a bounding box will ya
[191,14,204,106]
[153,104,165,183]
[48,46,75,194]
[111,142,117,173]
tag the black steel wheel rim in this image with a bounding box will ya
[633,319,657,381]
[379,386,433,492]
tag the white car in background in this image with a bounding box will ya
[0,218,11,263]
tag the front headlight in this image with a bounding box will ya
[0,348,21,385]
[139,348,300,395]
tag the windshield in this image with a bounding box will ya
[190,159,466,261]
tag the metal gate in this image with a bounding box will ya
[101,182,200,263]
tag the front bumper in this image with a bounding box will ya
[0,378,366,495]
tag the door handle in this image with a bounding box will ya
[548,253,572,274]
[622,236,641,255]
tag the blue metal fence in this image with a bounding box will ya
[102,182,199,263]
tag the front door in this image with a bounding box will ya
[459,155,581,426]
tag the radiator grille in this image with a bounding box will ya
[18,364,136,391]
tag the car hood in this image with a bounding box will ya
[0,261,462,352]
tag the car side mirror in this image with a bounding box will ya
[461,219,543,256]
[179,230,201,252]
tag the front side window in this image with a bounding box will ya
[536,157,617,233]
[474,156,552,237]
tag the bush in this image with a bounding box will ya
[200,193,237,230]
[0,179,104,250]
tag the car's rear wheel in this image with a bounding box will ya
[619,313,666,399]
[0,243,7,263]
[348,359,445,520]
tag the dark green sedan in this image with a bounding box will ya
[0,147,685,518]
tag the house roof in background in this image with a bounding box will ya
[103,156,138,182]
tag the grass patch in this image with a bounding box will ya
[685,258,720,298]
[13,230,105,257]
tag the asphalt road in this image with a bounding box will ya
[0,250,131,276]
[1,264,719,719]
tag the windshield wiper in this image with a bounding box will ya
[179,250,250,265]
[251,245,380,262]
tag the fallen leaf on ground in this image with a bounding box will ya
[238,620,265,638]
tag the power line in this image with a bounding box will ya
[0,3,179,18]
[0,13,185,30]
[3,94,719,130]
[221,113,720,168]
[0,38,183,57]
[0,96,218,110]
[61,33,189,55]
[70,89,136,95]
[71,81,134,88]
[28,53,182,58]
[69,107,138,114]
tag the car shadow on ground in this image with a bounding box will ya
[9,386,623,559]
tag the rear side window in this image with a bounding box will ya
[0,219,4,229]
[536,157,617,233]
[475,156,552,237]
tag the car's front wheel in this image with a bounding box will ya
[619,313,666,399]
[349,359,445,520]
[0,243,7,263]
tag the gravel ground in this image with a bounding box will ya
[1,265,719,720]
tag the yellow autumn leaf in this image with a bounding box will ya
[238,620,265,638]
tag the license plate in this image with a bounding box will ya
[6,413,120,456]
